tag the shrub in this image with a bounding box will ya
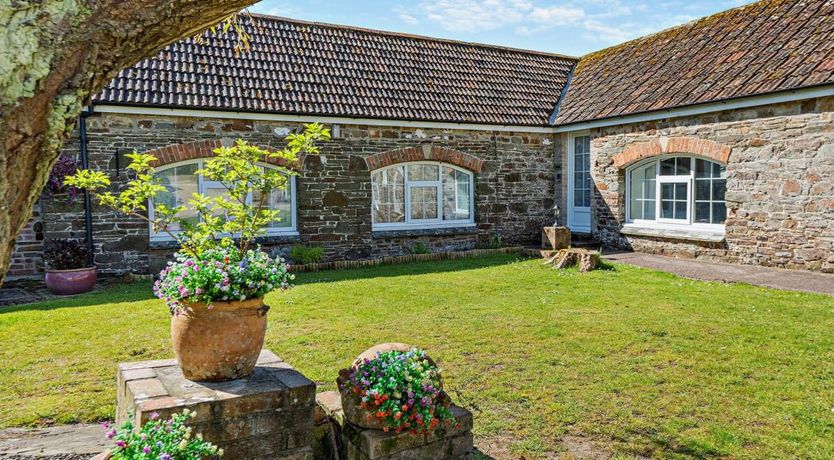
[43,238,90,270]
[290,245,325,265]
[409,243,431,255]
[338,348,455,434]
[477,234,502,249]
[103,409,221,459]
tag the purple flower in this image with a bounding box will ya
[160,454,173,460]
[143,445,152,454]
[115,440,126,448]
[106,429,117,439]
[150,412,160,420]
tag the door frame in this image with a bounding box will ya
[566,130,592,233]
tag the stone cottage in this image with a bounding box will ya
[9,0,834,275]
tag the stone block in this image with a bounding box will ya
[542,226,571,250]
[314,391,473,460]
[116,349,315,460]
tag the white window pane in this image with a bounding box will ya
[204,186,229,220]
[712,202,726,224]
[156,163,198,231]
[674,201,687,220]
[372,167,405,223]
[254,187,293,229]
[407,164,439,181]
[442,167,471,221]
[630,195,642,220]
[644,200,656,220]
[676,158,692,175]
[713,179,726,201]
[410,186,438,220]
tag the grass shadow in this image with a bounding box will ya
[2,254,532,313]
[0,281,156,314]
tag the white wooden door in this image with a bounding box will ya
[568,133,592,233]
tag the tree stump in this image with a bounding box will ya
[543,248,600,272]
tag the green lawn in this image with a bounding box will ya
[2,255,833,459]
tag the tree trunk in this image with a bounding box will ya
[0,0,257,285]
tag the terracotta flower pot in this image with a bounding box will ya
[171,297,269,382]
[44,266,96,295]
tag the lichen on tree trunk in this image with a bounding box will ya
[0,0,257,285]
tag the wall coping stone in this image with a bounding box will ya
[148,233,302,250]
[621,224,725,243]
[612,136,732,169]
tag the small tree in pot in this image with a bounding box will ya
[66,124,329,381]
[43,238,96,295]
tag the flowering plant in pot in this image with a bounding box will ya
[337,344,455,434]
[47,153,81,202]
[93,409,221,460]
[43,238,96,295]
[66,124,329,381]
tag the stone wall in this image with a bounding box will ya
[45,112,557,274]
[8,202,43,277]
[582,96,834,272]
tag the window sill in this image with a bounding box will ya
[149,232,301,250]
[620,224,725,243]
[371,225,478,239]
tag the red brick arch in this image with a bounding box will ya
[145,139,302,169]
[613,136,732,169]
[364,145,485,172]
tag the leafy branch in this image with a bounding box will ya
[65,123,330,258]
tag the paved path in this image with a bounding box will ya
[0,424,106,459]
[605,251,834,296]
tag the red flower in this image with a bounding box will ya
[402,404,409,411]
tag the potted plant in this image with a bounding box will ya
[93,409,222,460]
[336,343,456,434]
[66,124,329,381]
[43,238,96,295]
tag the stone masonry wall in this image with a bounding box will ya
[44,112,557,274]
[585,96,834,272]
[8,201,43,277]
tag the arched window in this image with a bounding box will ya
[371,162,474,230]
[627,156,726,228]
[149,160,297,241]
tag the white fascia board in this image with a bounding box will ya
[91,105,556,133]
[552,84,834,133]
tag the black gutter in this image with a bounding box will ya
[79,107,95,267]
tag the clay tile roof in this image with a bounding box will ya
[556,0,834,125]
[94,14,577,126]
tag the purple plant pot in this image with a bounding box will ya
[44,267,97,295]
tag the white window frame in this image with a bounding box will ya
[371,161,475,231]
[148,159,298,242]
[625,155,725,232]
